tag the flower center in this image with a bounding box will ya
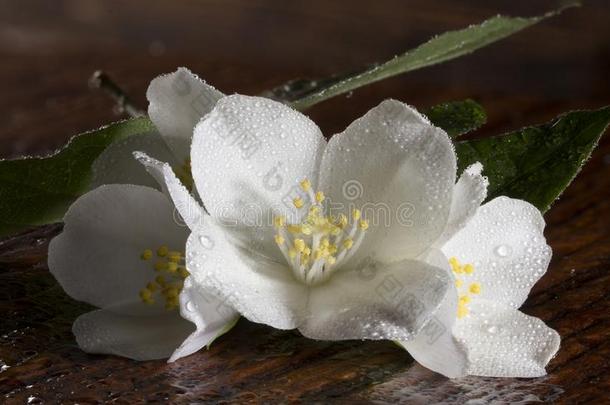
[449,257,481,319]
[138,245,190,309]
[274,178,368,285]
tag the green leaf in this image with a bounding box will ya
[0,117,155,237]
[289,2,579,111]
[425,99,486,138]
[456,106,610,212]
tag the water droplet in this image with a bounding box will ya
[494,244,512,258]
[185,300,196,312]
[198,235,214,249]
[487,326,498,334]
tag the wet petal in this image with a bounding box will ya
[399,249,469,378]
[148,67,224,161]
[435,162,488,247]
[168,277,240,362]
[186,216,308,330]
[48,184,188,312]
[442,197,551,309]
[300,256,451,341]
[134,151,204,230]
[73,306,194,361]
[455,299,560,377]
[319,100,456,264]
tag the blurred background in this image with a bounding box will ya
[0,0,608,158]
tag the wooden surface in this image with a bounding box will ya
[1,0,609,403]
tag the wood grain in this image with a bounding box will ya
[1,0,609,403]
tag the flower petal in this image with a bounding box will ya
[435,162,488,247]
[399,249,469,378]
[186,216,308,330]
[318,100,456,263]
[299,256,450,341]
[442,196,551,309]
[48,184,188,312]
[191,94,326,225]
[90,132,179,190]
[73,307,194,361]
[134,151,204,230]
[454,299,560,377]
[168,277,240,362]
[147,67,224,161]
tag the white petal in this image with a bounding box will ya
[455,299,560,377]
[300,257,450,341]
[90,132,179,190]
[48,184,188,312]
[147,67,224,161]
[318,100,456,263]
[168,277,240,362]
[191,94,326,225]
[73,307,194,361]
[399,249,469,378]
[134,151,204,230]
[442,196,551,308]
[186,217,308,330]
[435,162,488,247]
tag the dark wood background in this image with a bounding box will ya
[1,0,609,403]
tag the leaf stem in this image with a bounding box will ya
[88,70,145,118]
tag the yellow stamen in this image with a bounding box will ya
[457,304,469,319]
[275,234,285,246]
[294,239,306,252]
[164,287,179,298]
[449,257,482,319]
[155,261,168,272]
[359,219,369,230]
[157,246,169,257]
[167,262,178,273]
[300,179,311,191]
[315,191,325,203]
[352,209,361,220]
[293,197,304,209]
[140,249,153,260]
[469,283,481,294]
[459,295,471,304]
[343,239,354,250]
[155,275,166,287]
[168,251,182,262]
[287,224,302,234]
[274,216,286,228]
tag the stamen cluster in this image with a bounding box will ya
[450,257,481,318]
[139,245,190,309]
[274,178,368,285]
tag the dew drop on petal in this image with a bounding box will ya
[494,244,512,258]
[198,235,214,249]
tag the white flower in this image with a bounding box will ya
[90,67,223,191]
[164,89,558,377]
[400,189,560,378]
[165,94,464,342]
[48,69,239,361]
